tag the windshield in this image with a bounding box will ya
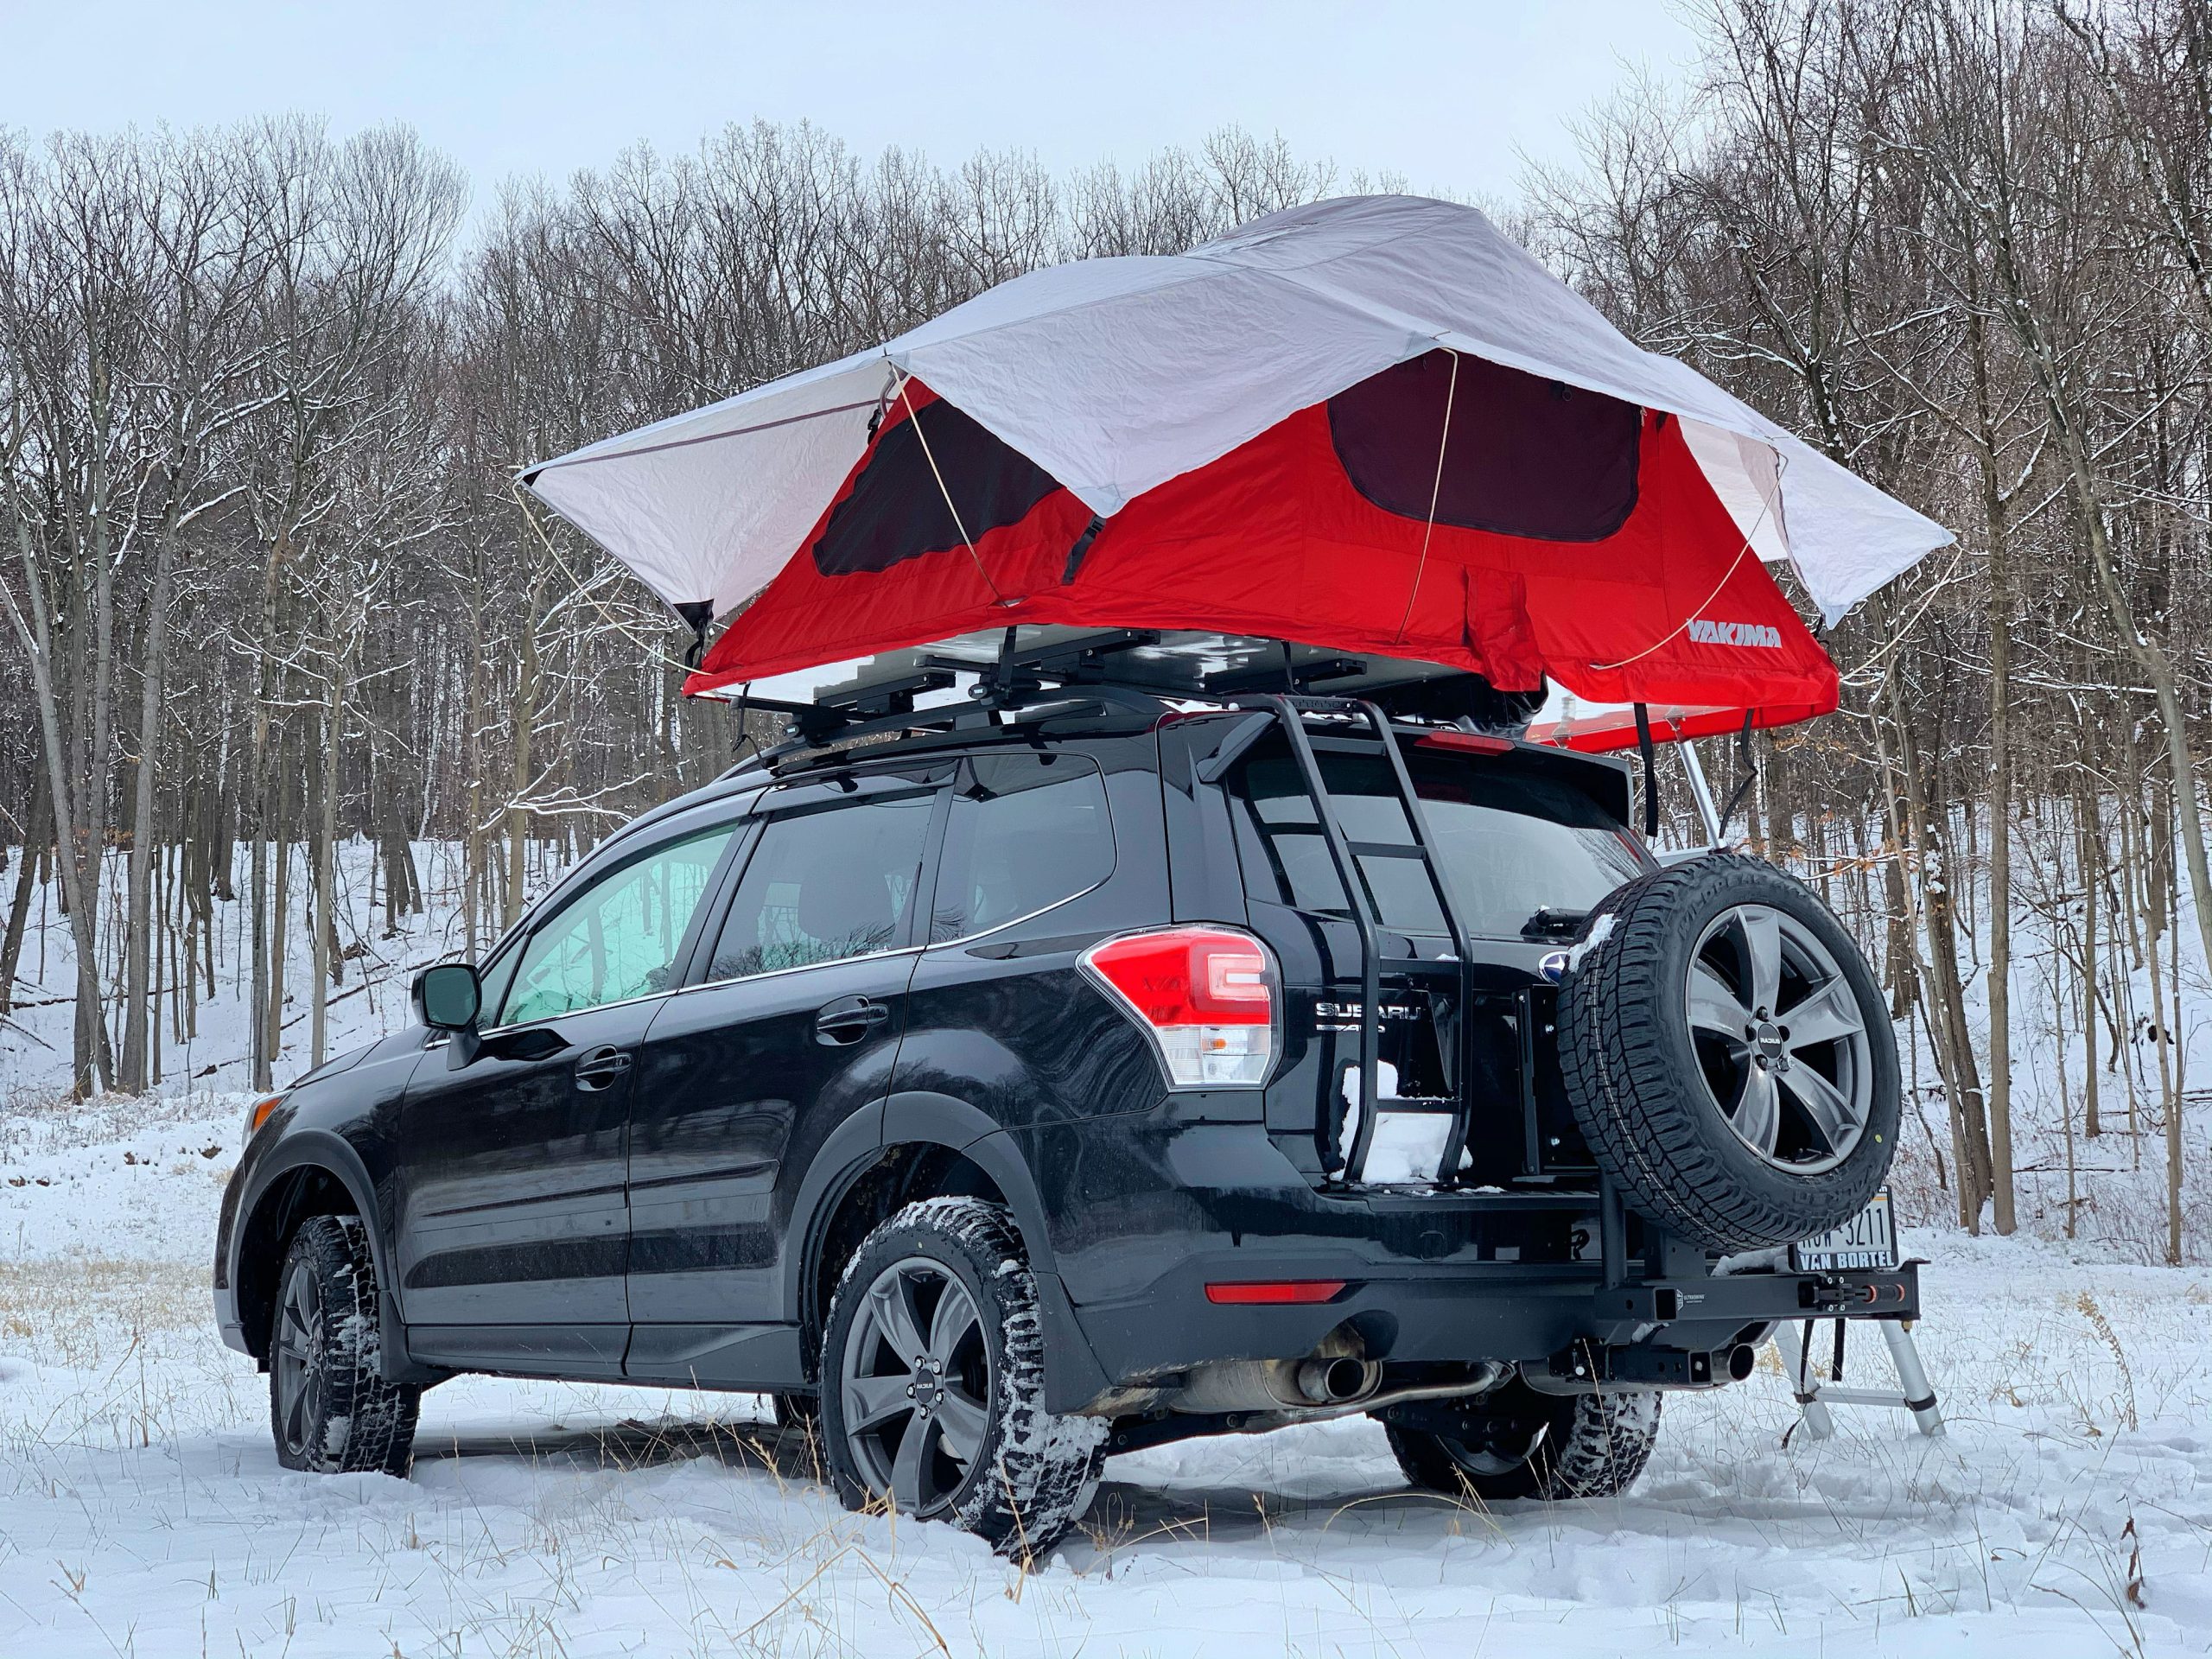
[1230,745,1650,940]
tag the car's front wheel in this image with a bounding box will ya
[819,1198,1105,1556]
[269,1215,421,1476]
[1385,1379,1661,1502]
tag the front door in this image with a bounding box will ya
[626,773,944,1361]
[396,821,737,1373]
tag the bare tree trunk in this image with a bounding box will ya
[2077,760,2101,1139]
[0,778,48,1016]
[264,739,290,1080]
[1974,329,2018,1233]
[3,505,111,1096]
[504,588,538,931]
[249,807,270,1091]
[119,509,180,1093]
[310,675,342,1070]
[1886,681,1993,1226]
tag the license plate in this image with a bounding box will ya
[1790,1191,1897,1272]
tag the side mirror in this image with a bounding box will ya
[412,963,481,1032]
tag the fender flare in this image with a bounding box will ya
[230,1129,431,1383]
[783,1090,1113,1413]
[779,1096,889,1325]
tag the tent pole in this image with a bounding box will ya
[1679,739,1723,847]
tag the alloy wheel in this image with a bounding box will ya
[837,1256,994,1516]
[273,1257,323,1459]
[1683,903,1874,1175]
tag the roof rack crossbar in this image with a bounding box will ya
[1203,656,1368,695]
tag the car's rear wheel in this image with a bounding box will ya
[269,1215,420,1476]
[818,1198,1105,1557]
[1386,1380,1662,1501]
[1557,853,1900,1252]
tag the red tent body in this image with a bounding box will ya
[689,353,1838,737]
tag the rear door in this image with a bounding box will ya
[624,768,946,1356]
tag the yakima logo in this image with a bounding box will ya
[1688,618,1783,649]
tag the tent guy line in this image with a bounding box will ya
[1393,344,1460,645]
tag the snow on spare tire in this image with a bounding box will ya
[1556,853,1900,1253]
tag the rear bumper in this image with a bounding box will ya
[1041,1118,1922,1392]
[1072,1253,1920,1386]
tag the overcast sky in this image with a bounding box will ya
[1,2,1699,211]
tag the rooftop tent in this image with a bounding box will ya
[523,195,1949,730]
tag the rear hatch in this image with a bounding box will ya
[1212,710,1654,1188]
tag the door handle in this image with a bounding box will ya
[573,1045,633,1090]
[815,995,891,1046]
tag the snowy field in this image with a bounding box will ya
[2,838,2208,1655]
[3,1090,2205,1656]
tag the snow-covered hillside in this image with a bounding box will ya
[2,839,497,1106]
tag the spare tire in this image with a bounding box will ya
[1556,853,1899,1252]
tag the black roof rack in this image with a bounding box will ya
[719,626,1551,777]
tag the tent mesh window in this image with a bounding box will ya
[1326,351,1641,542]
[812,398,1062,575]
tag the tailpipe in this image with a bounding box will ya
[1294,1354,1382,1406]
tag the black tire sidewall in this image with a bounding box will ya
[1560,855,1901,1251]
[1389,1381,1662,1502]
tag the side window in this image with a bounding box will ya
[708,792,935,980]
[930,753,1115,943]
[498,825,736,1027]
[474,942,523,1027]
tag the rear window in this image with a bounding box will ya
[930,753,1114,942]
[1230,746,1649,939]
[707,791,935,980]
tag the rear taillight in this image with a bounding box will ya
[1205,1280,1346,1305]
[1078,925,1278,1088]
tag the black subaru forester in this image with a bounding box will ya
[217,638,1914,1554]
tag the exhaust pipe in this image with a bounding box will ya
[1294,1354,1382,1405]
[1724,1343,1757,1383]
[1173,1351,1508,1418]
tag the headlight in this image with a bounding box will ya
[241,1094,286,1148]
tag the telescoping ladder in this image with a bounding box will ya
[1772,1316,1946,1440]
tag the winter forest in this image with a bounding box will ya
[3,0,2208,1261]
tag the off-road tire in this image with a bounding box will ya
[819,1198,1106,1557]
[1557,854,1900,1252]
[269,1215,421,1476]
[1388,1381,1662,1501]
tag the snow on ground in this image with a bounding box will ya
[2,1088,2207,1657]
[3,833,2209,1653]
